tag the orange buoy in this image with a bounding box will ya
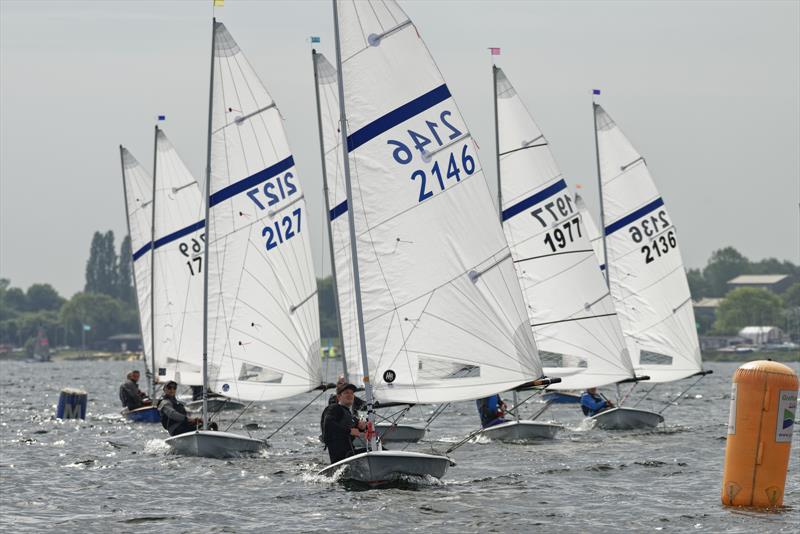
[722,360,798,508]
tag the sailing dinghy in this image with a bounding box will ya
[489,66,649,438]
[165,20,321,457]
[119,146,160,423]
[317,0,548,485]
[586,100,710,429]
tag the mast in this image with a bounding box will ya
[332,0,377,451]
[311,48,349,382]
[201,18,217,430]
[492,65,520,419]
[120,145,150,398]
[493,65,502,219]
[149,125,159,400]
[592,96,610,288]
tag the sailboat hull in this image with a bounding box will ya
[124,406,160,423]
[591,407,664,430]
[478,420,562,442]
[164,430,266,458]
[318,450,452,486]
[355,423,426,447]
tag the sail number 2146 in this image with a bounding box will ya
[386,110,476,203]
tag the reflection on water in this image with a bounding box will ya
[0,360,798,532]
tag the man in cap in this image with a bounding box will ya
[157,380,204,436]
[327,375,367,412]
[321,382,368,464]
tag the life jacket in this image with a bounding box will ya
[158,396,187,430]
[580,392,605,416]
[476,395,501,426]
[320,403,357,448]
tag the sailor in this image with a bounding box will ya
[327,375,367,412]
[580,387,615,416]
[476,393,507,428]
[321,382,367,464]
[118,370,151,411]
[157,381,205,436]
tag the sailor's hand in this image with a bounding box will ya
[350,428,362,437]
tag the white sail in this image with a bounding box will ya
[575,193,606,271]
[595,104,702,383]
[151,129,205,386]
[496,68,633,390]
[333,0,543,404]
[314,51,363,381]
[205,22,321,401]
[120,147,153,375]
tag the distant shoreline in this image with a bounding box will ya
[701,350,799,363]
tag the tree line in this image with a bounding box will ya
[1,235,796,353]
[0,230,341,353]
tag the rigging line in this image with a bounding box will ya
[265,387,329,441]
[630,382,659,408]
[532,312,617,328]
[366,0,387,33]
[657,374,707,415]
[445,424,487,455]
[513,248,594,264]
[498,141,548,158]
[223,398,257,433]
[351,0,370,50]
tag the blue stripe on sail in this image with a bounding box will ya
[132,243,151,262]
[347,84,451,152]
[209,156,294,207]
[153,220,206,251]
[329,200,348,221]
[604,197,664,236]
[501,179,567,222]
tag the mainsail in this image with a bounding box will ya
[332,0,543,404]
[595,104,702,383]
[205,22,321,401]
[495,68,633,390]
[151,129,205,386]
[120,147,153,381]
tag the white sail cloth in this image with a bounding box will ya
[151,129,205,386]
[332,0,542,404]
[120,147,153,376]
[595,104,702,383]
[496,69,633,390]
[206,22,321,401]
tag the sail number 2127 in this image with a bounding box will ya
[262,208,302,251]
[386,110,476,203]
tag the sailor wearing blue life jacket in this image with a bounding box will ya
[580,387,615,417]
[476,394,507,428]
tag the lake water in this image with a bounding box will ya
[1,359,798,533]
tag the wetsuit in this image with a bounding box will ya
[580,391,610,416]
[477,394,507,428]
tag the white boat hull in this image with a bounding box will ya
[184,397,245,413]
[478,420,562,442]
[318,450,452,486]
[164,430,266,458]
[355,423,426,447]
[591,407,664,430]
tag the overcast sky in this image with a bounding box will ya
[1,0,798,298]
